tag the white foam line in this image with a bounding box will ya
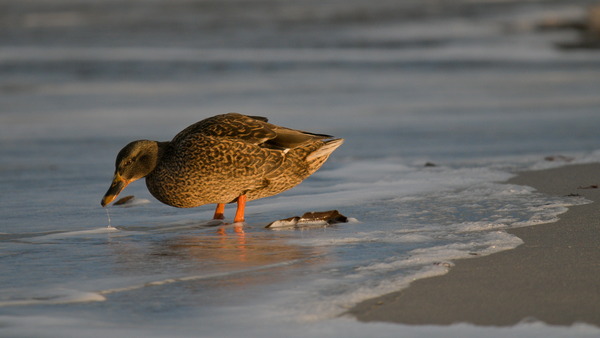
[0,258,307,307]
[97,258,305,295]
[0,291,106,307]
[144,220,225,232]
[20,227,120,242]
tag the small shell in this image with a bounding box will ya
[114,195,135,205]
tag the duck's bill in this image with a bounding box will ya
[101,174,128,207]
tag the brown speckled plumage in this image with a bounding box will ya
[101,113,343,222]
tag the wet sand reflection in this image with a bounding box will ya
[165,224,324,269]
[108,224,329,292]
[162,225,327,289]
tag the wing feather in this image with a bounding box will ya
[172,113,333,151]
[172,113,276,145]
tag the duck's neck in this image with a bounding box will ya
[156,141,170,162]
[146,141,171,175]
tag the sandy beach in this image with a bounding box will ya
[350,163,600,327]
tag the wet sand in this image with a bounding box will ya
[349,163,600,326]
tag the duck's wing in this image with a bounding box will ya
[173,113,333,151]
[172,113,276,145]
[264,126,332,150]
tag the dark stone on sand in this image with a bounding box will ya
[544,155,574,162]
[577,184,598,189]
[266,210,348,228]
[298,210,348,223]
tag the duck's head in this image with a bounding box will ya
[101,140,160,207]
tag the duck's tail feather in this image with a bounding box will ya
[306,138,344,162]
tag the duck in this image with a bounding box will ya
[101,113,343,223]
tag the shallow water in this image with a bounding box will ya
[2,0,600,337]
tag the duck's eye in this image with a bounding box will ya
[124,158,135,167]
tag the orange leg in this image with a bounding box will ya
[213,203,225,220]
[233,194,247,223]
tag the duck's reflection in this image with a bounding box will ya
[166,224,317,268]
[115,224,329,290]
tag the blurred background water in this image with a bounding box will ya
[2,0,600,337]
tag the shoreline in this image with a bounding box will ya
[349,163,600,326]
